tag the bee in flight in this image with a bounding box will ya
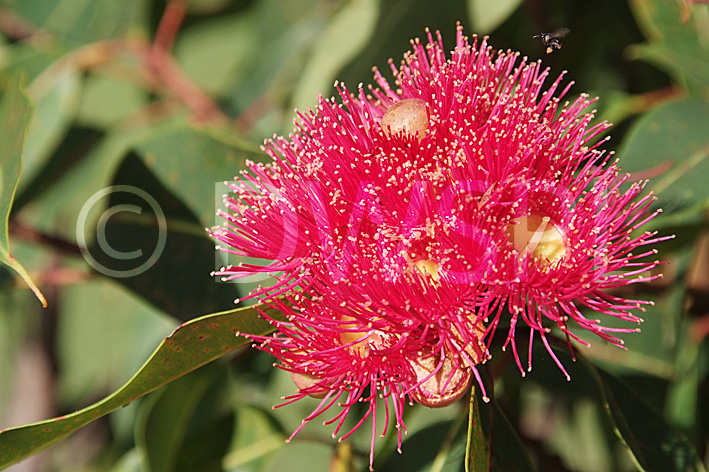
[533,27,570,54]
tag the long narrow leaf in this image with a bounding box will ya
[0,303,281,470]
[0,74,46,307]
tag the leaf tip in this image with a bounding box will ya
[4,257,47,307]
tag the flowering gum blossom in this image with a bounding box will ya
[290,371,328,399]
[506,214,566,265]
[212,24,671,470]
[413,259,441,281]
[410,349,473,408]
[381,98,429,141]
[338,315,384,357]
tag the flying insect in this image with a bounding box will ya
[533,27,570,54]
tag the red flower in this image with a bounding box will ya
[478,161,668,378]
[247,282,485,468]
[212,24,669,468]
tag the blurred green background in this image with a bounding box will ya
[0,0,708,471]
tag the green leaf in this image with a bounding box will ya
[466,392,490,472]
[76,73,148,128]
[463,386,535,472]
[628,0,709,99]
[478,400,535,472]
[133,124,262,228]
[219,0,338,137]
[629,0,692,43]
[20,118,180,242]
[174,12,261,97]
[430,407,467,472]
[22,65,81,192]
[290,0,380,112]
[0,74,46,307]
[376,392,529,472]
[666,325,704,430]
[598,368,704,472]
[328,442,355,472]
[628,43,709,101]
[55,279,175,404]
[467,0,523,34]
[617,97,709,205]
[108,449,142,472]
[135,364,235,472]
[223,406,286,471]
[379,419,467,472]
[523,343,706,472]
[367,389,533,471]
[84,153,244,319]
[261,441,334,472]
[0,303,283,470]
[566,288,684,380]
[8,0,148,45]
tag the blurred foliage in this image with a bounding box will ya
[0,0,708,471]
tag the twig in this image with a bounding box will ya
[0,7,40,40]
[144,0,228,124]
[19,0,228,125]
[153,0,188,54]
[9,220,83,258]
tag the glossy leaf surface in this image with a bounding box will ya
[0,75,45,306]
[0,303,280,470]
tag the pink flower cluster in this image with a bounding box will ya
[211,25,667,468]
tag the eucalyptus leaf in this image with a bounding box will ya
[76,73,148,128]
[223,406,287,472]
[478,400,535,472]
[174,12,261,97]
[523,343,705,472]
[337,0,474,92]
[379,420,466,472]
[0,303,283,470]
[0,75,45,306]
[666,328,704,430]
[290,0,380,111]
[17,117,173,242]
[133,124,263,228]
[10,0,148,45]
[628,0,709,99]
[262,441,334,472]
[466,392,489,472]
[599,369,704,472]
[22,65,81,191]
[135,364,235,472]
[221,0,334,137]
[617,97,709,206]
[629,43,709,101]
[376,392,529,472]
[86,153,244,319]
[56,279,175,404]
[467,0,523,34]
